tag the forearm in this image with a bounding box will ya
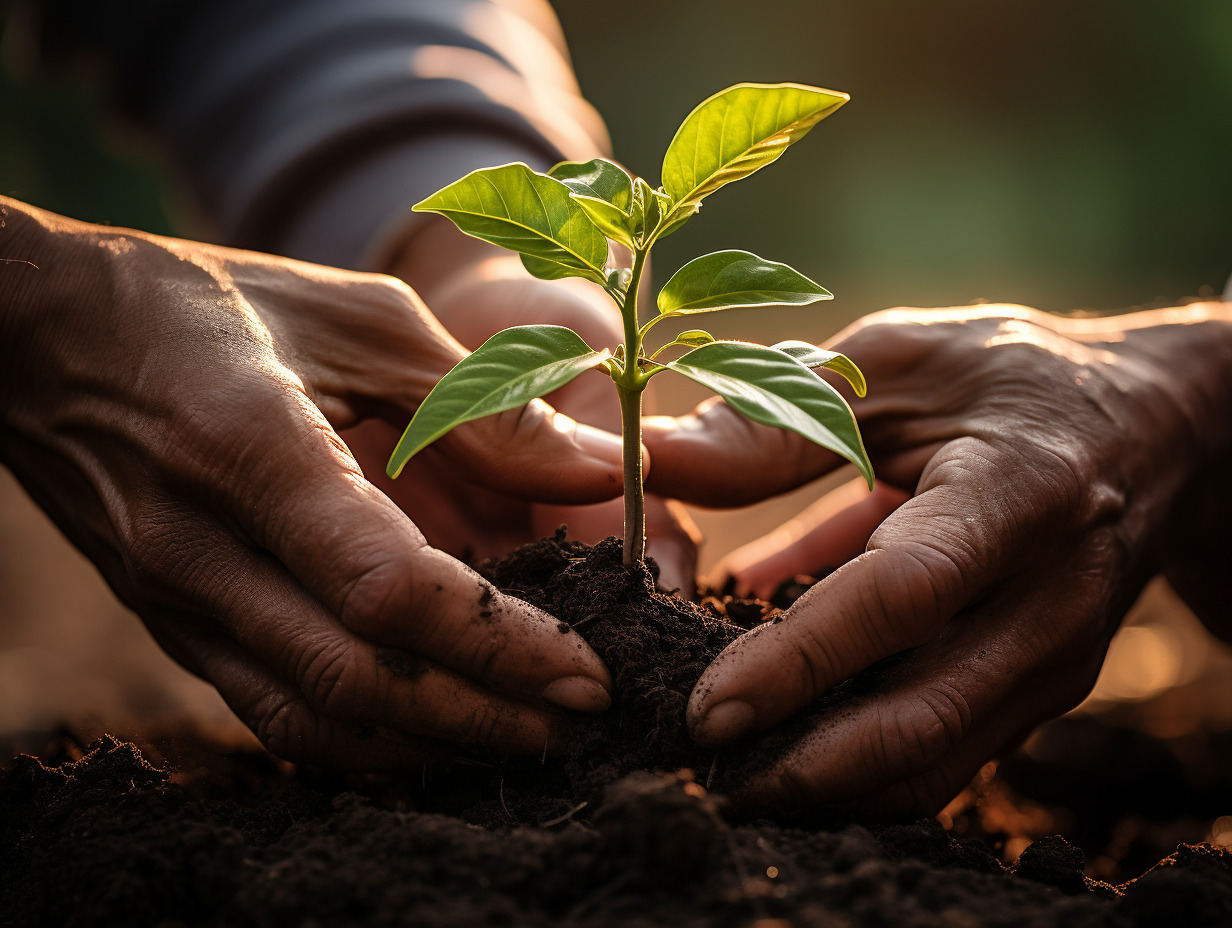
[143,0,606,264]
[23,0,608,268]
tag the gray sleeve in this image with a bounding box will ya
[26,0,609,269]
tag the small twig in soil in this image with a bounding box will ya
[538,801,589,827]
[449,756,499,769]
[498,778,516,825]
[706,754,719,790]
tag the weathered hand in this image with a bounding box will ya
[359,221,700,592]
[0,199,623,768]
[644,303,1232,816]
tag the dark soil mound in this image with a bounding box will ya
[4,534,1232,927]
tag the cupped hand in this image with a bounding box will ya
[356,220,700,592]
[0,200,624,768]
[643,303,1232,816]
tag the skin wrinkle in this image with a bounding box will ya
[662,302,1232,815]
[299,638,361,720]
[2,198,639,769]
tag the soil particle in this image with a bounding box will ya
[477,534,742,802]
[0,737,1146,927]
[5,536,1232,926]
[1014,834,1089,893]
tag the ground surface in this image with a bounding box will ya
[6,534,1232,927]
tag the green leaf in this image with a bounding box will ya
[549,159,637,247]
[660,83,848,223]
[663,340,873,488]
[386,325,611,478]
[657,250,832,315]
[520,254,591,281]
[631,177,682,240]
[572,195,636,247]
[650,328,715,360]
[675,329,716,348]
[771,340,867,397]
[413,163,608,284]
[549,159,633,211]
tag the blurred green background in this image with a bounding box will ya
[3,0,1230,345]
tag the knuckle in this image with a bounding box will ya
[122,504,216,604]
[298,641,365,719]
[368,273,420,314]
[254,695,316,763]
[893,684,971,772]
[337,548,421,636]
[862,542,966,648]
[787,620,846,700]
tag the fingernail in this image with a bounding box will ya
[693,699,755,748]
[574,424,624,467]
[541,675,612,713]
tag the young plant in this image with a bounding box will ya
[387,82,874,566]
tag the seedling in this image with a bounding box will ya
[387,82,874,565]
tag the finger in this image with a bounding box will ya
[427,400,631,505]
[176,630,442,770]
[287,275,629,506]
[687,439,1049,748]
[730,564,1112,818]
[642,400,846,507]
[157,411,615,712]
[712,479,910,599]
[132,514,567,753]
[377,262,629,504]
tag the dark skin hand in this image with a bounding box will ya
[349,220,701,593]
[644,303,1232,818]
[0,198,631,769]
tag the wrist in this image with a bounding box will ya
[0,200,108,428]
[0,199,56,336]
[1116,303,1232,465]
[1,201,61,414]
[1092,303,1232,566]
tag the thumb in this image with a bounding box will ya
[431,397,644,504]
[288,274,634,505]
[642,399,841,508]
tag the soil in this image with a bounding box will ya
[4,532,1232,927]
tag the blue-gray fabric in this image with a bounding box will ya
[19,0,608,268]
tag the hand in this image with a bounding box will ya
[354,219,700,592]
[644,303,1232,816]
[0,199,625,768]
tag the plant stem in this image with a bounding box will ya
[617,384,645,564]
[617,247,650,565]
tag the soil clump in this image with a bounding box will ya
[4,533,1232,926]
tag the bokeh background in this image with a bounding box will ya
[3,0,1232,870]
